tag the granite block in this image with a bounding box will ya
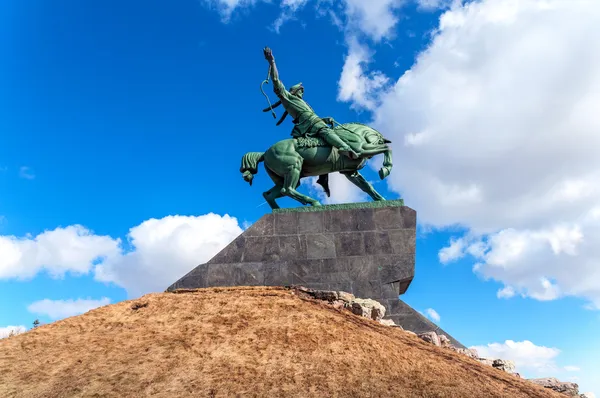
[352,279,382,299]
[328,282,354,293]
[243,237,280,263]
[377,255,415,284]
[305,233,336,259]
[274,212,298,235]
[400,207,417,229]
[334,232,365,257]
[381,281,400,299]
[324,208,375,232]
[297,211,324,234]
[373,207,405,230]
[388,229,416,255]
[231,262,264,286]
[364,231,393,255]
[244,215,274,237]
[279,235,307,261]
[289,260,323,285]
[208,237,245,264]
[344,257,379,281]
[206,263,234,287]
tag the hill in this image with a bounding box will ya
[0,286,564,398]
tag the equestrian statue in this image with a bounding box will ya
[240,47,393,209]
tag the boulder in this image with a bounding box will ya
[418,331,441,347]
[438,334,452,348]
[529,377,580,397]
[350,298,386,321]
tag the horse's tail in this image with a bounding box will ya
[240,152,265,186]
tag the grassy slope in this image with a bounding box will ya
[0,287,563,398]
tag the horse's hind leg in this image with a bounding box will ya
[263,185,283,209]
[341,171,385,201]
[281,163,321,207]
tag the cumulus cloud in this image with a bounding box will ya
[363,0,600,309]
[564,365,581,372]
[302,171,377,205]
[94,214,243,297]
[27,298,111,320]
[1,214,243,298]
[0,225,120,280]
[471,340,561,374]
[415,0,456,12]
[424,308,440,322]
[338,38,390,111]
[273,0,310,33]
[0,325,26,339]
[340,0,404,42]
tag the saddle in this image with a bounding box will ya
[294,136,327,148]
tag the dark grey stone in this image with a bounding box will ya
[334,232,365,257]
[289,259,323,285]
[305,233,336,259]
[279,235,307,261]
[388,229,416,255]
[373,207,405,230]
[297,211,324,234]
[242,236,280,263]
[206,263,234,287]
[208,237,245,264]
[377,255,415,284]
[344,257,379,282]
[400,207,417,229]
[364,231,393,255]
[231,262,264,286]
[328,281,353,293]
[380,281,400,299]
[274,212,298,235]
[352,279,382,299]
[244,215,274,237]
[324,208,375,232]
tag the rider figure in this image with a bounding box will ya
[263,47,359,160]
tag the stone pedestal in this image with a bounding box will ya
[166,200,464,347]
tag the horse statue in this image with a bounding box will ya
[240,122,393,209]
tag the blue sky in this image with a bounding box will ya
[1,0,599,395]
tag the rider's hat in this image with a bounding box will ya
[289,82,303,95]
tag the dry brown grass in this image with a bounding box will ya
[0,286,562,398]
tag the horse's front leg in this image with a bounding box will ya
[379,149,393,180]
[341,171,385,201]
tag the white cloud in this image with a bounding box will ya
[27,298,111,320]
[338,38,390,111]
[341,0,404,42]
[0,325,26,339]
[424,308,440,322]
[302,172,369,205]
[94,214,243,297]
[201,0,261,22]
[363,0,600,309]
[583,393,596,398]
[273,0,310,33]
[470,340,561,375]
[19,166,35,180]
[1,214,243,298]
[415,0,456,12]
[0,225,121,280]
[564,365,581,372]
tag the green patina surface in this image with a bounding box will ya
[273,199,405,213]
[239,46,395,211]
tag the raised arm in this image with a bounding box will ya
[263,47,286,96]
